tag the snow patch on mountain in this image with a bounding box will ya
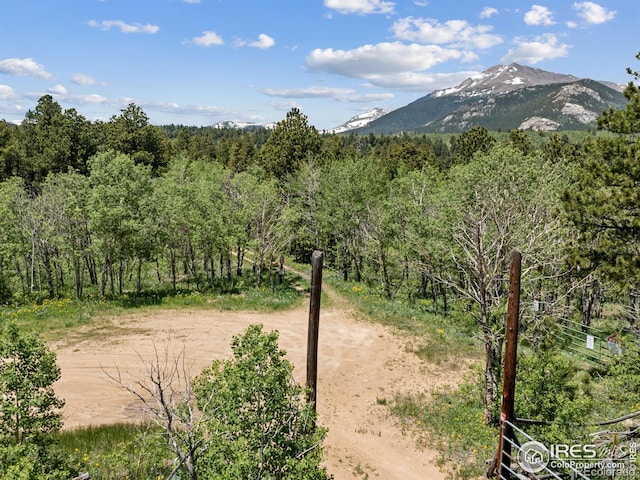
[329,108,390,133]
[431,63,579,98]
[211,120,276,130]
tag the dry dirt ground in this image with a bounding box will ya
[52,289,470,479]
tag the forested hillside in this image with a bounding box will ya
[0,54,638,480]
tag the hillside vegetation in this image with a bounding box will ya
[0,54,638,479]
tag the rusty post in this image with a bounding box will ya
[497,249,522,479]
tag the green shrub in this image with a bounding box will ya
[193,324,330,479]
[0,442,74,480]
[515,351,593,445]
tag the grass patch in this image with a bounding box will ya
[0,273,305,340]
[325,274,481,364]
[55,423,173,480]
[0,297,105,337]
[391,372,496,480]
[208,283,305,311]
[56,423,140,456]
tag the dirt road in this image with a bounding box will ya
[53,293,464,479]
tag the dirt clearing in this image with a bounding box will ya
[53,299,467,479]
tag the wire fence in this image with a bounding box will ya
[499,420,592,479]
[558,318,618,366]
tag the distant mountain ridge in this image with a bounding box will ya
[349,63,627,134]
[327,108,390,133]
[209,63,626,134]
[211,120,276,130]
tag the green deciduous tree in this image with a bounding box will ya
[319,156,387,282]
[0,177,28,300]
[281,159,323,263]
[88,151,156,295]
[193,324,329,479]
[516,351,592,445]
[0,323,72,479]
[390,166,446,305]
[0,442,73,480]
[41,171,92,299]
[0,323,64,444]
[231,170,285,287]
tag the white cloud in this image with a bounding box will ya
[324,0,395,15]
[182,0,200,3]
[87,19,159,34]
[71,94,109,104]
[572,2,616,25]
[0,58,53,79]
[237,33,275,49]
[307,42,463,78]
[341,92,395,102]
[524,5,555,26]
[48,84,67,95]
[262,86,394,102]
[190,31,224,47]
[392,17,502,49]
[263,86,354,98]
[501,34,570,64]
[139,100,230,117]
[365,70,479,91]
[70,73,104,86]
[270,101,300,112]
[252,34,275,49]
[566,21,578,28]
[480,7,499,19]
[306,43,478,91]
[0,85,17,100]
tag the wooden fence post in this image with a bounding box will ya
[307,250,323,414]
[497,249,522,479]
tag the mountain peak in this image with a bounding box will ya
[352,63,626,134]
[432,63,580,98]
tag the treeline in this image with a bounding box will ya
[0,57,638,422]
[1,94,589,186]
[0,97,588,303]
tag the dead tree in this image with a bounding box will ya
[103,342,215,480]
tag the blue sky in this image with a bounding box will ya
[0,0,637,130]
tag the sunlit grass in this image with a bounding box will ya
[392,371,497,479]
[56,423,140,455]
[0,297,102,337]
[0,273,305,340]
[325,273,481,364]
[55,423,173,480]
